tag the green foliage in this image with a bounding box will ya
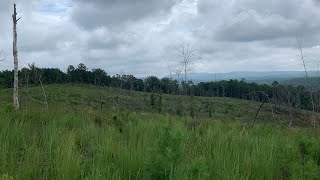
[0,108,319,179]
[289,136,320,179]
[0,84,319,179]
[147,125,186,179]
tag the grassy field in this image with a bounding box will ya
[0,84,319,179]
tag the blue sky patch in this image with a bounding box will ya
[39,0,74,15]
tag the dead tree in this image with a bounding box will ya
[175,69,183,115]
[12,3,21,109]
[39,74,48,108]
[252,98,267,127]
[311,59,320,113]
[28,63,48,108]
[176,43,200,112]
[275,84,301,127]
[167,65,173,94]
[251,91,275,127]
[175,69,182,95]
[282,86,301,127]
[297,37,316,128]
[168,65,173,92]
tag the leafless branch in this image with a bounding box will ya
[0,50,7,61]
[250,91,275,126]
[176,42,201,114]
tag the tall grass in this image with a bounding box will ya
[0,107,319,179]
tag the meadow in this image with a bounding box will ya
[0,84,319,179]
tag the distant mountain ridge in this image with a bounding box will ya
[170,71,318,84]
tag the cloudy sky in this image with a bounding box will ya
[1,0,320,77]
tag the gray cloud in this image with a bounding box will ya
[1,0,320,76]
[72,0,181,29]
[197,0,320,43]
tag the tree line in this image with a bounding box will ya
[0,63,319,113]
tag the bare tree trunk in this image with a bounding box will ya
[12,3,21,109]
[297,38,316,128]
[184,61,187,113]
[177,43,200,115]
[316,62,320,112]
[252,98,266,127]
[39,75,48,108]
[168,65,174,113]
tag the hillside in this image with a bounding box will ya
[0,84,319,179]
[3,1,320,179]
[0,84,312,126]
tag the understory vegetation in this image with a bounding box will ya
[0,84,319,179]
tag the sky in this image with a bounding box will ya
[1,0,320,77]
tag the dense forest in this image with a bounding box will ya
[0,63,318,112]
